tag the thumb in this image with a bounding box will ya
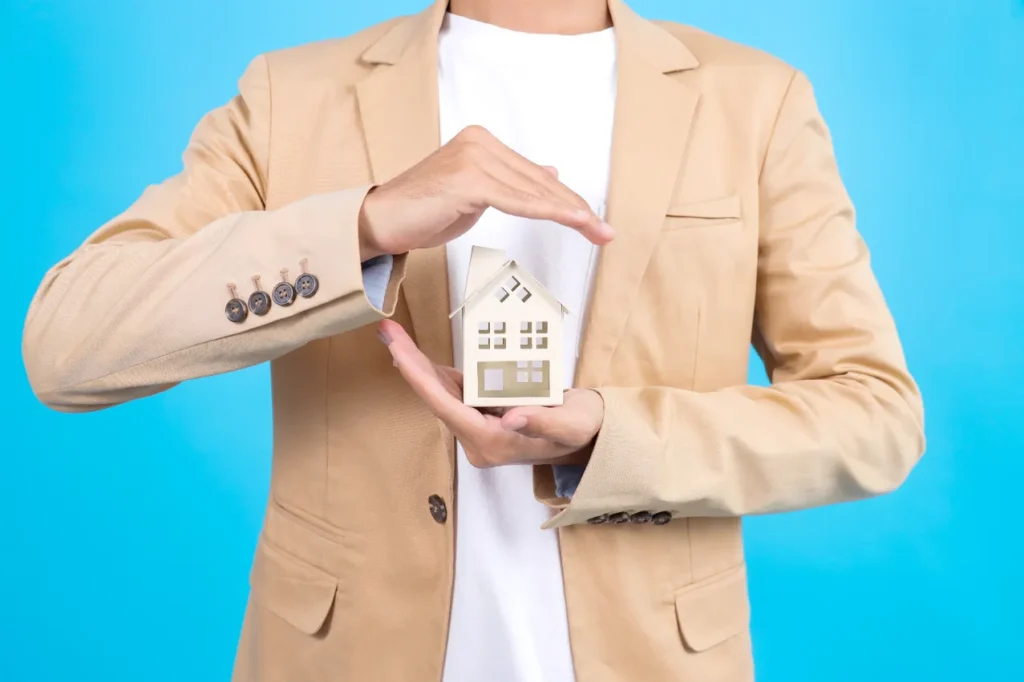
[500,404,589,447]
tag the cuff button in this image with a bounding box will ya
[586,514,609,525]
[608,512,630,524]
[225,298,248,324]
[652,511,672,526]
[272,280,296,307]
[296,273,319,299]
[248,290,271,316]
[630,511,653,524]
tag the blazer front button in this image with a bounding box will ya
[629,511,653,524]
[428,494,448,524]
[225,298,248,323]
[652,511,672,525]
[608,512,630,524]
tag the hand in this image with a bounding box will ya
[379,320,604,468]
[357,125,615,261]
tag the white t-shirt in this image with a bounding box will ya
[438,13,617,682]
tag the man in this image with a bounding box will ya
[22,0,925,680]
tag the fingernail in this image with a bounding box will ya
[377,329,391,346]
[502,415,528,431]
[600,221,616,239]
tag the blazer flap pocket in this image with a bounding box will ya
[250,537,338,635]
[675,565,750,652]
[665,196,742,223]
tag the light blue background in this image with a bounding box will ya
[2,1,1022,680]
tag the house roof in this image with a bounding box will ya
[449,257,571,319]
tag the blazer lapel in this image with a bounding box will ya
[574,0,701,389]
[356,1,454,369]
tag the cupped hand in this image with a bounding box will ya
[357,125,615,261]
[378,319,603,468]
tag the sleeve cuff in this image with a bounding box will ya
[361,254,395,311]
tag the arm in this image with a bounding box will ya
[22,56,406,412]
[541,70,925,528]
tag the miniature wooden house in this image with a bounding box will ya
[450,246,569,407]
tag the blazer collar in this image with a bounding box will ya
[360,0,699,75]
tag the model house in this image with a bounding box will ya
[450,246,568,407]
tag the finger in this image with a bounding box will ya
[473,138,613,240]
[499,405,594,448]
[380,321,483,435]
[477,160,586,224]
[435,365,465,394]
[459,135,614,243]
[478,173,615,245]
[478,138,589,212]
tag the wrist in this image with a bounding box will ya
[358,187,387,262]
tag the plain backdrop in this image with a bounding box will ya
[2,1,1022,680]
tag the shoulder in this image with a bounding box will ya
[257,15,408,88]
[653,20,806,121]
[657,21,800,100]
[656,20,795,79]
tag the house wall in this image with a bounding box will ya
[462,268,564,407]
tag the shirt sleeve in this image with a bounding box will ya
[361,254,395,311]
[552,464,585,499]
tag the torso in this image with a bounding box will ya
[234,4,785,680]
[438,13,617,682]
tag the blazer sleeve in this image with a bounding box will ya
[539,70,925,529]
[22,55,407,412]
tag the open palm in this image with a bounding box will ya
[379,319,603,468]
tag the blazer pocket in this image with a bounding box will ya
[664,195,743,230]
[675,564,751,652]
[249,536,339,636]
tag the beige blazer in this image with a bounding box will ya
[22,0,925,680]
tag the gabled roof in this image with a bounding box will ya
[449,258,571,319]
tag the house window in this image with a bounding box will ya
[494,288,510,302]
[483,368,504,391]
[479,320,506,349]
[505,276,521,291]
[536,321,548,333]
[515,286,532,302]
[520,321,532,333]
[478,361,550,399]
[515,364,546,384]
[520,337,532,349]
[536,337,548,349]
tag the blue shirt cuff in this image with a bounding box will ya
[553,464,586,499]
[361,254,394,310]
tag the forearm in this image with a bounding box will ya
[540,369,923,528]
[24,187,406,411]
